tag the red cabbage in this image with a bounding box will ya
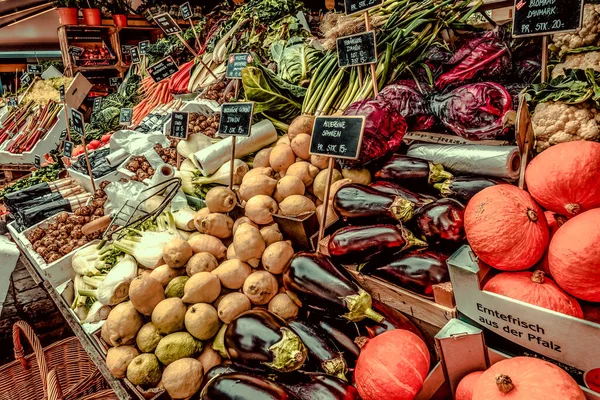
[429,82,513,140]
[341,99,407,168]
[377,82,435,131]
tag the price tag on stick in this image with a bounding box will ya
[130,46,141,64]
[60,129,68,141]
[139,40,150,55]
[93,97,103,111]
[513,0,584,37]
[120,108,133,126]
[180,2,192,19]
[63,141,73,158]
[226,53,253,79]
[34,155,41,169]
[59,85,65,102]
[337,31,377,68]
[170,111,189,140]
[27,64,42,75]
[109,77,123,87]
[218,102,254,137]
[147,56,179,83]
[345,0,383,16]
[153,13,182,36]
[71,109,85,138]
[21,72,31,86]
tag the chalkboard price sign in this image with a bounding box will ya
[218,102,254,137]
[154,13,182,36]
[226,53,253,79]
[34,155,41,169]
[63,141,73,158]
[309,116,365,160]
[148,56,179,83]
[180,2,192,19]
[60,129,68,141]
[345,0,383,15]
[120,108,133,126]
[513,0,584,37]
[131,46,141,64]
[71,109,85,138]
[69,46,84,57]
[170,111,189,139]
[121,45,132,55]
[7,97,18,107]
[109,77,123,87]
[139,40,150,55]
[60,85,65,102]
[20,72,31,86]
[27,64,43,75]
[93,97,103,111]
[337,31,377,68]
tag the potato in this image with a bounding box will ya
[232,217,257,236]
[243,167,275,182]
[243,271,278,305]
[277,135,291,146]
[182,272,221,304]
[217,292,251,324]
[268,293,299,320]
[253,148,273,169]
[291,133,311,160]
[269,144,295,176]
[233,223,266,268]
[316,204,338,227]
[288,115,315,141]
[273,175,305,203]
[193,207,210,223]
[239,175,277,202]
[226,243,237,260]
[260,224,283,247]
[245,195,278,225]
[163,238,194,268]
[328,178,352,201]
[285,162,319,186]
[150,264,186,287]
[313,169,342,201]
[186,252,219,276]
[278,195,316,217]
[262,241,294,274]
[188,234,227,260]
[211,259,252,289]
[310,154,329,170]
[195,213,234,239]
[205,187,236,213]
[342,168,372,185]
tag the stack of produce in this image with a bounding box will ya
[135,100,184,134]
[0,101,36,146]
[0,160,63,200]
[188,112,220,138]
[197,80,230,104]
[132,76,174,127]
[6,100,61,154]
[125,139,178,182]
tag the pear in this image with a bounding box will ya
[155,332,203,366]
[135,322,163,353]
[126,353,162,387]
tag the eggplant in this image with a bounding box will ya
[359,299,425,340]
[434,176,499,203]
[370,181,436,206]
[306,315,362,369]
[200,372,297,399]
[288,320,348,380]
[283,252,383,323]
[201,361,271,389]
[333,183,416,223]
[224,309,308,373]
[282,373,361,400]
[328,224,426,265]
[360,249,450,297]
[412,198,465,244]
[374,154,453,189]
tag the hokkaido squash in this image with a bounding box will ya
[536,211,566,276]
[472,357,585,400]
[483,271,583,318]
[464,185,549,271]
[549,208,600,302]
[355,330,430,400]
[455,371,483,400]
[525,141,600,217]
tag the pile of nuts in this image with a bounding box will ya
[126,139,177,182]
[189,113,220,138]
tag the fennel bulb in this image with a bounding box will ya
[79,254,138,305]
[173,207,196,231]
[82,301,111,324]
[179,160,249,198]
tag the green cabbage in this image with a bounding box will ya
[272,38,323,86]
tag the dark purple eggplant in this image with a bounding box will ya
[413,198,465,244]
[434,176,499,203]
[360,249,450,297]
[369,181,436,206]
[282,373,361,400]
[328,224,426,265]
[306,315,361,369]
[225,309,308,372]
[201,361,271,389]
[283,252,383,323]
[359,299,425,341]
[200,372,297,399]
[374,154,453,189]
[288,320,347,380]
[333,183,416,223]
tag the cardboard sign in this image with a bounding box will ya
[120,108,133,126]
[139,40,150,55]
[59,85,65,102]
[34,155,41,169]
[71,109,85,137]
[170,111,189,139]
[345,0,383,15]
[109,77,123,87]
[130,46,141,64]
[93,97,103,111]
[27,64,43,75]
[513,0,584,37]
[63,141,73,158]
[337,31,377,67]
[309,116,365,160]
[154,13,182,36]
[20,72,31,86]
[226,53,253,79]
[218,102,254,137]
[69,46,84,57]
[148,56,179,83]
[180,2,192,19]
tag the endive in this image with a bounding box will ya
[79,254,138,305]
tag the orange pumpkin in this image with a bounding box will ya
[455,371,483,400]
[465,185,549,271]
[473,357,585,400]
[536,211,566,276]
[483,271,583,318]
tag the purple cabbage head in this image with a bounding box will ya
[341,99,407,168]
[377,82,436,131]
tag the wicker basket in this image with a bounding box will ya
[0,321,115,400]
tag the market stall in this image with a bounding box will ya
[1,0,600,399]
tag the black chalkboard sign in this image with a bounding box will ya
[71,109,85,138]
[121,45,132,55]
[180,2,192,19]
[120,108,133,126]
[27,64,43,75]
[170,111,189,139]
[109,77,123,87]
[59,85,65,102]
[154,13,182,36]
[69,46,84,57]
[60,129,68,141]
[93,97,103,111]
[309,116,365,160]
[345,0,383,15]
[63,141,73,158]
[20,72,31,86]
[218,102,254,137]
[131,46,141,64]
[337,31,377,68]
[148,56,179,83]
[34,155,41,169]
[513,0,584,37]
[226,53,253,79]
[139,40,150,55]
[7,97,18,107]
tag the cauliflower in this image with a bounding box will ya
[552,4,600,56]
[552,51,600,78]
[532,102,600,152]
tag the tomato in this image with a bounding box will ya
[88,139,101,150]
[101,134,111,143]
[73,145,84,156]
